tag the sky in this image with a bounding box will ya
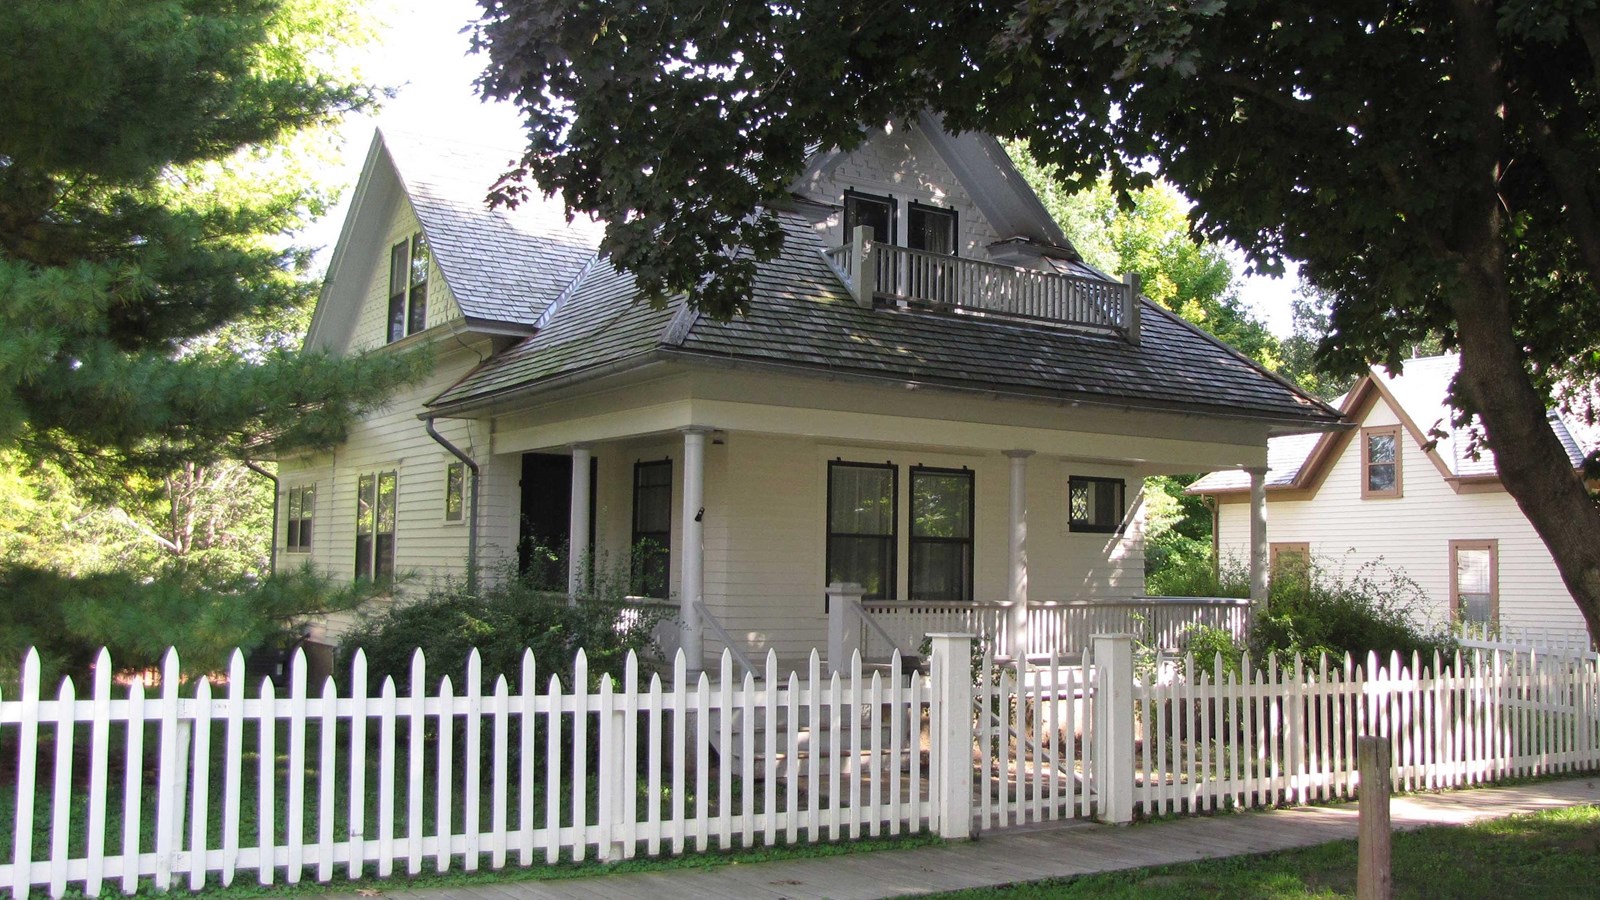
[314,0,1304,336]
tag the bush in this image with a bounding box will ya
[337,551,665,695]
[1250,555,1453,665]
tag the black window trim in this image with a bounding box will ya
[285,483,315,553]
[908,465,975,604]
[907,200,959,257]
[843,188,898,245]
[385,232,430,344]
[1068,475,1127,535]
[825,458,900,609]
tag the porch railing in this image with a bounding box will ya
[859,596,1251,662]
[821,226,1139,338]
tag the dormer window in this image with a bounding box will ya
[387,233,430,343]
[908,201,957,256]
[843,189,895,243]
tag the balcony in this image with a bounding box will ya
[822,225,1140,340]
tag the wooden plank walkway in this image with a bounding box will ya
[315,776,1600,900]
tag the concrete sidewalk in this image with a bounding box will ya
[318,776,1600,900]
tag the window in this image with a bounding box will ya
[285,484,314,552]
[910,467,973,603]
[1362,425,1402,498]
[1270,542,1311,584]
[843,189,896,244]
[631,460,672,596]
[444,462,465,522]
[1451,540,1498,626]
[355,471,397,581]
[827,461,898,601]
[1069,476,1126,533]
[386,233,430,343]
[907,202,957,256]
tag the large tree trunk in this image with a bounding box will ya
[1453,260,1600,645]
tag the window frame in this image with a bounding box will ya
[1449,539,1499,626]
[1068,475,1126,534]
[908,465,975,603]
[907,200,959,257]
[443,462,465,523]
[1361,424,1403,499]
[825,459,900,605]
[354,470,397,582]
[285,483,315,553]
[385,233,430,344]
[631,458,673,598]
[1269,541,1311,583]
[843,189,897,245]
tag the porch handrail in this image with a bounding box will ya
[692,599,758,679]
[860,595,1250,610]
[851,597,907,657]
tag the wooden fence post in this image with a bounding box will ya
[1358,735,1393,900]
[1093,634,1135,824]
[929,633,975,840]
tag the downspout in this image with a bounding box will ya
[244,459,279,574]
[425,417,480,592]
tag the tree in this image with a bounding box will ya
[476,1,1600,639]
[0,0,425,486]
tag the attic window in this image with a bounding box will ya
[1362,425,1402,498]
[844,189,895,244]
[908,201,957,256]
[387,233,430,343]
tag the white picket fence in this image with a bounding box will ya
[974,648,1098,829]
[1131,648,1600,817]
[0,645,943,899]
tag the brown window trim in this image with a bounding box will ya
[1449,539,1499,625]
[1360,424,1403,499]
[1269,542,1310,582]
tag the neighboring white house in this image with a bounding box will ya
[1190,354,1593,637]
[275,117,1342,674]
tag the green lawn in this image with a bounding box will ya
[918,804,1600,899]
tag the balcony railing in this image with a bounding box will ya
[822,225,1140,340]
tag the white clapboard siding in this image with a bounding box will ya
[0,645,935,898]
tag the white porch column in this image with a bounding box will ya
[567,444,593,603]
[1248,465,1269,615]
[1004,450,1034,661]
[681,428,708,676]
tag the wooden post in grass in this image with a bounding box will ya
[1358,736,1393,900]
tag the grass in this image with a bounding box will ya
[916,804,1600,899]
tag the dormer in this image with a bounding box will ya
[794,115,1142,343]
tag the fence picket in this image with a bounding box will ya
[49,676,75,899]
[318,676,338,883]
[121,675,144,896]
[491,676,510,869]
[153,649,181,892]
[187,677,211,892]
[258,676,277,886]
[464,650,483,870]
[86,651,112,898]
[406,651,425,876]
[376,677,396,879]
[346,650,367,880]
[286,651,308,883]
[437,675,456,872]
[518,650,536,868]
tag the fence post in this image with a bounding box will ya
[850,225,876,307]
[1358,736,1393,900]
[1093,634,1135,825]
[929,633,975,840]
[828,582,865,677]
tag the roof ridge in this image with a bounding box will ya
[532,253,604,331]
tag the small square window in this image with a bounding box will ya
[1069,476,1125,534]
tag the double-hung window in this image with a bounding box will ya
[1451,540,1497,626]
[285,484,314,552]
[1362,425,1402,498]
[355,471,397,582]
[631,460,672,596]
[826,461,897,601]
[1069,476,1126,533]
[909,467,973,603]
[387,233,430,343]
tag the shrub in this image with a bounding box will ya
[1179,624,1245,680]
[1249,554,1453,665]
[337,549,665,695]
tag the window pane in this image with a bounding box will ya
[1367,463,1396,493]
[376,472,397,535]
[298,520,312,550]
[1093,480,1123,527]
[633,462,672,534]
[407,281,428,335]
[909,542,971,603]
[409,234,430,287]
[288,487,301,521]
[1069,477,1124,532]
[912,471,971,538]
[844,194,893,242]
[356,475,375,535]
[830,465,894,536]
[828,535,893,598]
[908,206,955,255]
[1457,548,1491,593]
[445,463,464,520]
[387,242,408,343]
[301,484,314,516]
[375,533,395,581]
[355,535,373,580]
[1367,432,1396,465]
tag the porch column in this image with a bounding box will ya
[1004,450,1034,661]
[567,444,593,603]
[681,428,708,676]
[1248,465,1269,615]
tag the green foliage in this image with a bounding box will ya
[1249,556,1453,665]
[338,555,665,695]
[1177,625,1243,681]
[0,0,426,483]
[0,563,375,688]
